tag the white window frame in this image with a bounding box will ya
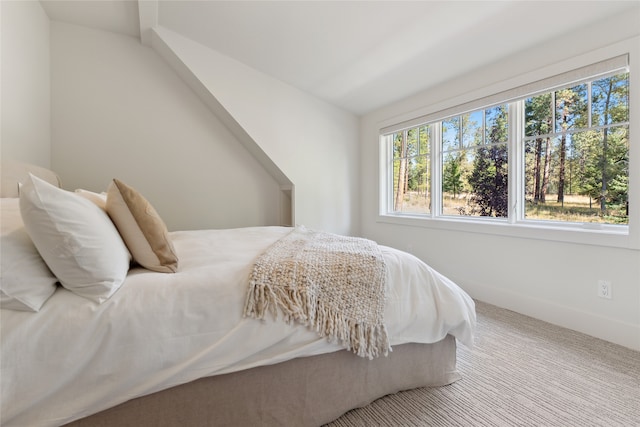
[377,47,638,250]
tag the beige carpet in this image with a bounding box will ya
[326,300,640,427]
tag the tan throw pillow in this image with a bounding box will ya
[75,189,107,211]
[106,179,178,273]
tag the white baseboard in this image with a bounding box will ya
[467,282,640,352]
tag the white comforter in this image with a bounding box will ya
[1,226,475,427]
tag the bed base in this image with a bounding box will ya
[65,336,459,427]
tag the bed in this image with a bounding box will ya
[0,161,476,427]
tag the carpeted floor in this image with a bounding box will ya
[326,300,640,427]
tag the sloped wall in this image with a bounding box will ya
[50,22,282,231]
[152,27,361,236]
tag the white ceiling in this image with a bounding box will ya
[39,0,640,115]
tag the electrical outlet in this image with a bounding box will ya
[597,280,612,299]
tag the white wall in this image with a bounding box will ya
[50,22,281,231]
[154,27,361,236]
[1,0,50,167]
[360,12,640,350]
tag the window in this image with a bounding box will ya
[382,56,630,234]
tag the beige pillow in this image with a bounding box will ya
[75,189,107,211]
[106,179,178,273]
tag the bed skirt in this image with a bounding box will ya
[65,336,459,427]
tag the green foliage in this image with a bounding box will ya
[467,105,509,217]
[443,154,463,197]
[468,144,508,217]
[525,93,552,137]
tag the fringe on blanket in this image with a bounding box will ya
[243,226,390,360]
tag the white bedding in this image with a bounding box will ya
[1,226,475,427]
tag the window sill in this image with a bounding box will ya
[377,213,637,250]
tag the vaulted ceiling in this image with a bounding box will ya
[39,0,640,115]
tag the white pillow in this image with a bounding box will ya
[1,198,58,311]
[19,174,131,303]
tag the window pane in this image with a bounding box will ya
[406,128,418,157]
[467,144,508,217]
[485,105,508,144]
[442,145,508,217]
[555,84,588,133]
[525,126,628,224]
[462,111,483,147]
[524,135,552,204]
[419,125,430,155]
[592,73,629,126]
[392,156,430,214]
[442,152,467,215]
[392,132,404,158]
[442,117,460,152]
[525,93,552,137]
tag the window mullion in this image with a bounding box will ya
[381,135,392,215]
[551,92,556,133]
[431,123,443,217]
[587,81,592,127]
[510,101,524,223]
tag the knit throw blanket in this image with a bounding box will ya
[244,226,390,359]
